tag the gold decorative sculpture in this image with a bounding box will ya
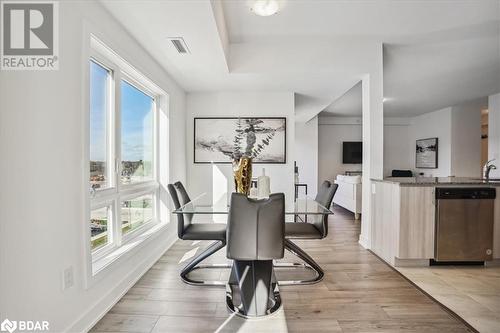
[233,156,253,196]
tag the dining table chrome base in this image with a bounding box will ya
[180,240,228,286]
[225,260,282,318]
[226,284,282,318]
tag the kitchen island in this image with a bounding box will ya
[370,177,500,267]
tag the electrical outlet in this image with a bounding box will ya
[62,266,74,290]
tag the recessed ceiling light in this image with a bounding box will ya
[251,0,279,17]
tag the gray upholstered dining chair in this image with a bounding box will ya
[226,192,285,317]
[283,180,338,284]
[168,181,227,286]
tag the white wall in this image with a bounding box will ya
[186,92,295,208]
[318,98,483,182]
[318,117,413,180]
[451,99,484,177]
[317,97,485,190]
[409,107,453,177]
[383,119,413,177]
[489,93,500,178]
[295,117,318,196]
[318,118,363,182]
[0,2,186,332]
[407,99,484,178]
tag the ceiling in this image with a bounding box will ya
[320,81,362,117]
[101,0,500,118]
[223,0,499,43]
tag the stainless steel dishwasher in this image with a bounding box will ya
[435,187,496,262]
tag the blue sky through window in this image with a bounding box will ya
[121,80,153,162]
[90,61,108,162]
[90,61,154,162]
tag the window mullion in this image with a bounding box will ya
[154,99,160,221]
[154,99,159,185]
[113,69,122,247]
[107,64,115,189]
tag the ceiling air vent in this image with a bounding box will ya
[168,37,190,54]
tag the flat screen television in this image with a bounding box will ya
[343,142,362,164]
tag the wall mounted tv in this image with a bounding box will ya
[343,142,362,164]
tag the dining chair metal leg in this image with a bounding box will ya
[277,239,324,286]
[180,240,227,286]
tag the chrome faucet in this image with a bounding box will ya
[484,159,497,180]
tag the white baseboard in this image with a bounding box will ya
[358,234,370,249]
[67,231,177,333]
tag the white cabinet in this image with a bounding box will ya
[333,175,362,219]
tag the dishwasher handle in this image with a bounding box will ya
[435,187,496,200]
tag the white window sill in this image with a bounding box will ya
[90,221,168,280]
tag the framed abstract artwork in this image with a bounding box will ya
[416,137,438,169]
[194,117,286,164]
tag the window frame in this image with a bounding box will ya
[86,36,164,270]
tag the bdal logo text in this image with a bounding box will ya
[1,319,49,333]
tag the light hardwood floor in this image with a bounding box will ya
[91,207,471,333]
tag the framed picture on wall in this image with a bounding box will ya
[194,117,286,164]
[416,137,438,169]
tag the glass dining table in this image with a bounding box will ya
[172,193,334,285]
[172,193,334,217]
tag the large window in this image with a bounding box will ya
[88,43,161,264]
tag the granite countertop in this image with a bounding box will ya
[371,177,500,186]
